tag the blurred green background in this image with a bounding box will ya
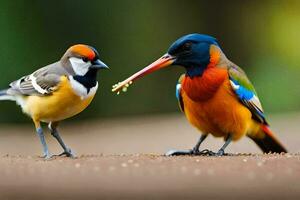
[0,0,299,123]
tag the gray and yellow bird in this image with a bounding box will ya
[0,44,108,159]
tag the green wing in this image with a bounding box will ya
[228,65,267,124]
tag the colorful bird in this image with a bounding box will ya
[112,34,287,155]
[0,44,108,159]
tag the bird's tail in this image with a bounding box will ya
[0,89,15,101]
[249,125,287,153]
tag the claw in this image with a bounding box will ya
[40,153,53,160]
[57,148,76,158]
[216,149,225,156]
[202,149,228,156]
[166,148,228,157]
[166,149,215,156]
[199,149,215,155]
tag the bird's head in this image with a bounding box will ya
[62,44,109,76]
[168,34,220,77]
[112,34,222,93]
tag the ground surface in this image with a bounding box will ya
[0,113,299,199]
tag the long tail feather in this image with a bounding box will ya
[0,89,7,96]
[249,125,287,153]
[0,89,15,101]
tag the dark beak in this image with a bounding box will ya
[91,59,109,69]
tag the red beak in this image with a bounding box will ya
[112,54,175,92]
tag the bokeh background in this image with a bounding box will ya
[0,0,299,123]
[1,2,300,198]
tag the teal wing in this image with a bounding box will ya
[176,74,185,112]
[228,65,267,124]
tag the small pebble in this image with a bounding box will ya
[75,163,81,168]
[286,154,292,158]
[128,159,134,163]
[121,163,128,168]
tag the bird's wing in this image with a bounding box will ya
[228,64,267,124]
[176,74,185,112]
[8,62,69,96]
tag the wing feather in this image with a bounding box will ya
[8,62,68,96]
[228,65,267,124]
[176,74,185,112]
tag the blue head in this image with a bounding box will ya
[168,34,219,77]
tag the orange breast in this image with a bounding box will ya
[181,68,253,140]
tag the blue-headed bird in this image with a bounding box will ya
[0,44,108,159]
[112,34,287,155]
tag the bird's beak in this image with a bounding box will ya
[91,59,109,70]
[112,53,175,92]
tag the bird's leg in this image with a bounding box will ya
[166,134,208,156]
[33,120,51,159]
[48,122,75,158]
[192,134,208,154]
[211,134,233,156]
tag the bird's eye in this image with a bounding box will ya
[182,42,192,52]
[82,57,89,62]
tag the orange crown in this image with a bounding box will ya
[69,44,96,60]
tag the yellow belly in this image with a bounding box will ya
[182,79,257,141]
[22,76,96,122]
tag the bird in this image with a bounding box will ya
[0,44,108,159]
[112,33,287,155]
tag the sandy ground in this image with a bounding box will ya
[0,113,299,199]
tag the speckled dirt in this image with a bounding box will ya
[0,154,299,200]
[0,113,299,199]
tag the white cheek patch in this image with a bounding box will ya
[69,76,98,99]
[69,57,91,76]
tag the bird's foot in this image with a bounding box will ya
[216,149,225,156]
[57,148,76,158]
[202,149,228,156]
[166,148,214,156]
[40,153,53,160]
[198,149,217,156]
[165,148,229,156]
